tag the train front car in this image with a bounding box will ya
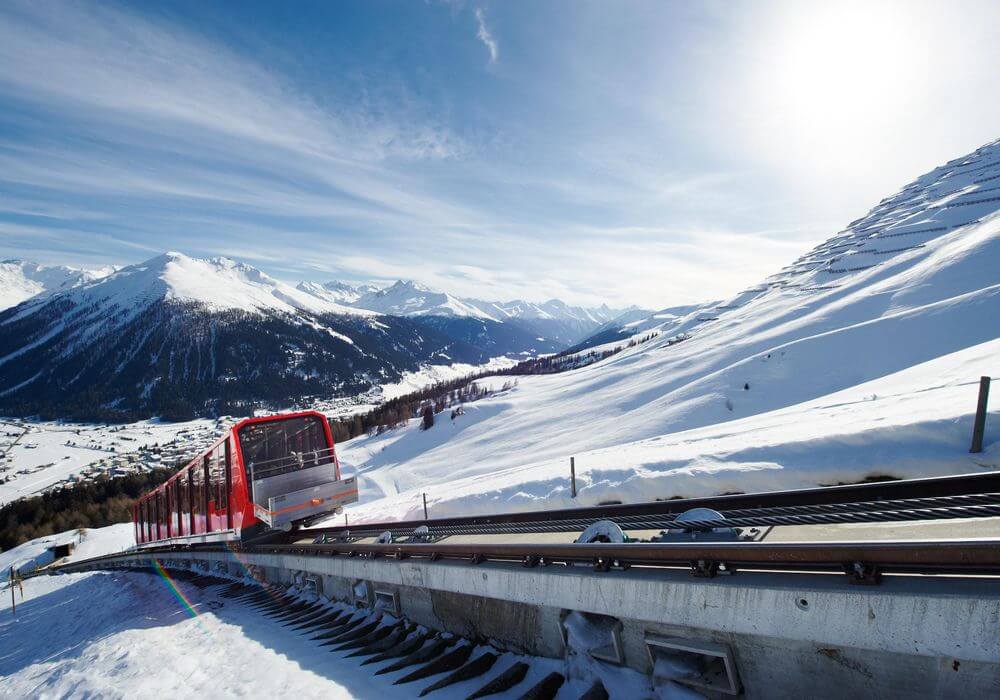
[133,411,357,547]
[236,411,358,535]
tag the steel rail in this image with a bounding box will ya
[245,538,1000,578]
[302,472,1000,540]
[46,537,1000,586]
[48,538,1000,576]
[338,497,1000,537]
[320,501,1000,538]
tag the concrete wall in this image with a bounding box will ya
[70,551,1000,698]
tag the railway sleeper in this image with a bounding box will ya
[465,661,530,699]
[418,651,498,697]
[306,608,360,633]
[517,671,565,700]
[279,602,326,624]
[319,618,381,647]
[263,599,312,617]
[332,620,401,652]
[374,637,455,676]
[221,578,627,700]
[361,630,433,666]
[310,611,368,640]
[281,603,326,626]
[346,623,415,658]
[393,643,474,685]
[292,608,349,632]
[266,599,312,618]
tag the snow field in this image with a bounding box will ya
[0,418,220,507]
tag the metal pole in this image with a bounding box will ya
[971,376,991,453]
[9,566,14,616]
[570,457,577,498]
[423,493,429,520]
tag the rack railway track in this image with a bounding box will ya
[50,470,1000,584]
[297,470,1000,541]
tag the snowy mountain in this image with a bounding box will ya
[348,279,629,325]
[0,259,114,311]
[334,138,1000,523]
[295,280,378,305]
[352,279,498,319]
[338,279,637,346]
[0,253,491,420]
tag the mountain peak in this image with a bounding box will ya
[0,258,114,311]
[9,252,374,319]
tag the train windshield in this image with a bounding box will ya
[238,415,330,480]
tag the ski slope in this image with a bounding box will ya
[334,140,1000,523]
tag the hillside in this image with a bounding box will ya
[333,139,1000,523]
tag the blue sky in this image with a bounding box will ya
[0,0,997,306]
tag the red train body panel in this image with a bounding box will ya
[133,411,358,545]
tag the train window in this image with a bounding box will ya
[187,467,195,534]
[154,491,162,540]
[178,470,190,536]
[238,415,329,479]
[192,460,204,533]
[159,489,168,538]
[138,500,146,542]
[210,445,228,522]
[174,479,183,536]
[166,481,174,537]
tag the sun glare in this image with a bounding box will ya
[752,2,925,177]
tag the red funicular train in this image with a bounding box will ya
[134,411,358,545]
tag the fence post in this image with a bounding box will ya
[423,493,429,520]
[971,376,991,453]
[570,457,577,498]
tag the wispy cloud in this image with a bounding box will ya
[4,1,992,308]
[475,8,498,64]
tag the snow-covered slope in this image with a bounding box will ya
[334,138,1000,523]
[568,302,715,353]
[0,259,114,311]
